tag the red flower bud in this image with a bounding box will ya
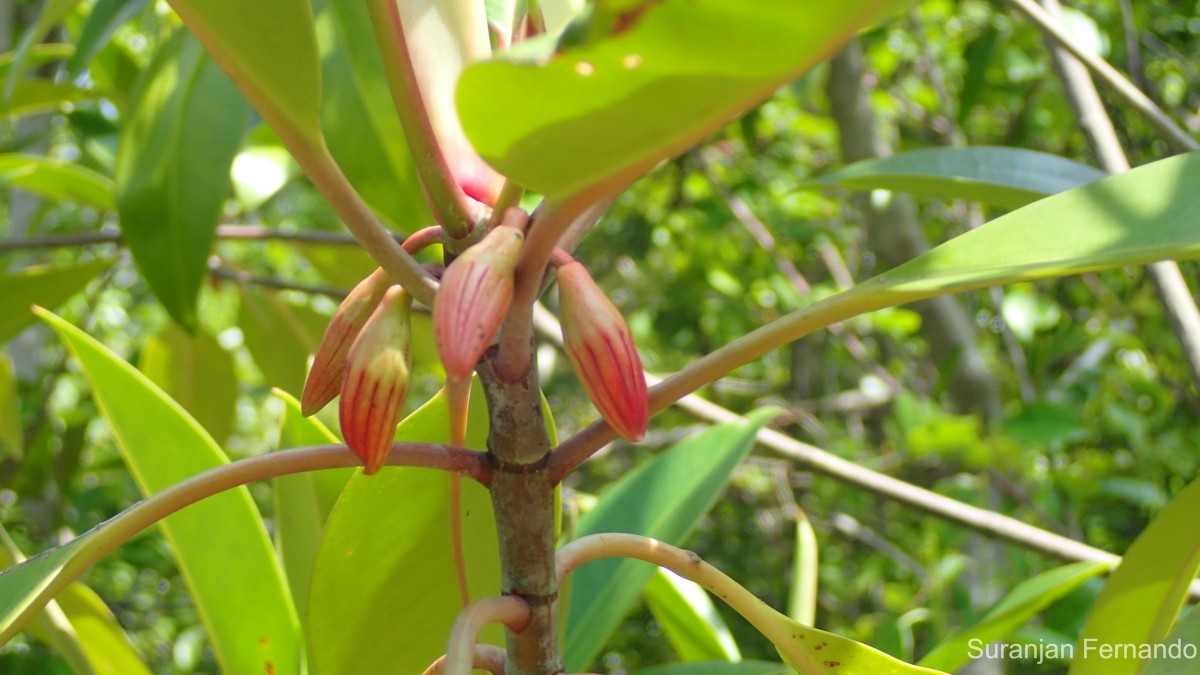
[300,269,392,417]
[557,261,648,441]
[339,286,413,475]
[433,225,524,378]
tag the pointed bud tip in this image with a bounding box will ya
[301,270,391,416]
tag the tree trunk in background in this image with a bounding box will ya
[827,41,1004,675]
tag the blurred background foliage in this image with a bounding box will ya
[0,0,1198,672]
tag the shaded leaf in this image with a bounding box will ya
[1144,608,1200,675]
[919,561,1111,671]
[138,323,238,443]
[0,260,113,343]
[65,0,152,79]
[0,355,21,460]
[3,0,79,100]
[236,286,327,397]
[4,79,100,117]
[115,30,248,329]
[805,147,1106,208]
[644,568,740,662]
[564,408,779,670]
[0,153,114,209]
[459,0,913,200]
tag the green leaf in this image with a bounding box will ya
[314,0,430,229]
[236,287,327,397]
[272,389,352,624]
[459,0,912,200]
[0,355,21,460]
[1144,608,1200,675]
[33,309,302,675]
[308,381,501,674]
[1071,476,1200,675]
[115,30,248,329]
[768,613,946,675]
[3,0,79,101]
[919,561,1111,671]
[644,568,740,662]
[0,260,113,343]
[0,153,114,209]
[165,0,323,145]
[4,79,100,117]
[563,408,780,671]
[138,323,237,443]
[805,147,1106,208]
[65,0,152,79]
[634,662,791,675]
[788,509,818,627]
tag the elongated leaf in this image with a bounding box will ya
[788,509,818,627]
[236,287,326,396]
[315,0,429,229]
[0,153,114,209]
[273,390,352,623]
[308,382,501,674]
[1144,608,1200,675]
[634,662,790,675]
[919,561,1111,671]
[459,0,912,200]
[66,0,152,78]
[165,0,323,145]
[0,355,21,460]
[3,0,78,101]
[767,611,945,674]
[0,260,113,343]
[33,309,302,675]
[644,568,740,662]
[805,147,1107,208]
[564,408,779,671]
[1071,476,1200,675]
[138,323,237,443]
[115,30,248,329]
[5,79,100,116]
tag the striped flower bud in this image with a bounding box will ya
[301,268,392,417]
[433,225,524,378]
[339,286,413,475]
[557,261,648,441]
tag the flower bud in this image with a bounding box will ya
[433,225,524,378]
[301,269,392,417]
[557,261,648,441]
[339,286,413,475]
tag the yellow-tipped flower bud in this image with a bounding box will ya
[433,225,524,378]
[339,286,413,475]
[301,269,392,417]
[557,261,648,441]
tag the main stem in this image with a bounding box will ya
[477,350,559,674]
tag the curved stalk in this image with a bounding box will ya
[442,596,531,675]
[423,644,507,675]
[0,444,489,645]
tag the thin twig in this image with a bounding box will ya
[208,260,345,299]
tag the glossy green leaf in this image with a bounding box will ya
[34,309,302,675]
[564,408,780,671]
[1071,476,1200,675]
[919,561,1111,671]
[768,611,946,675]
[308,381,501,674]
[459,0,912,200]
[0,527,97,646]
[1144,608,1200,675]
[0,153,114,209]
[115,30,248,329]
[634,662,791,675]
[314,0,429,229]
[805,147,1107,208]
[0,260,113,343]
[272,389,352,623]
[65,0,152,79]
[644,568,740,662]
[165,0,323,145]
[236,287,327,397]
[788,509,818,627]
[0,355,21,460]
[138,323,237,443]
